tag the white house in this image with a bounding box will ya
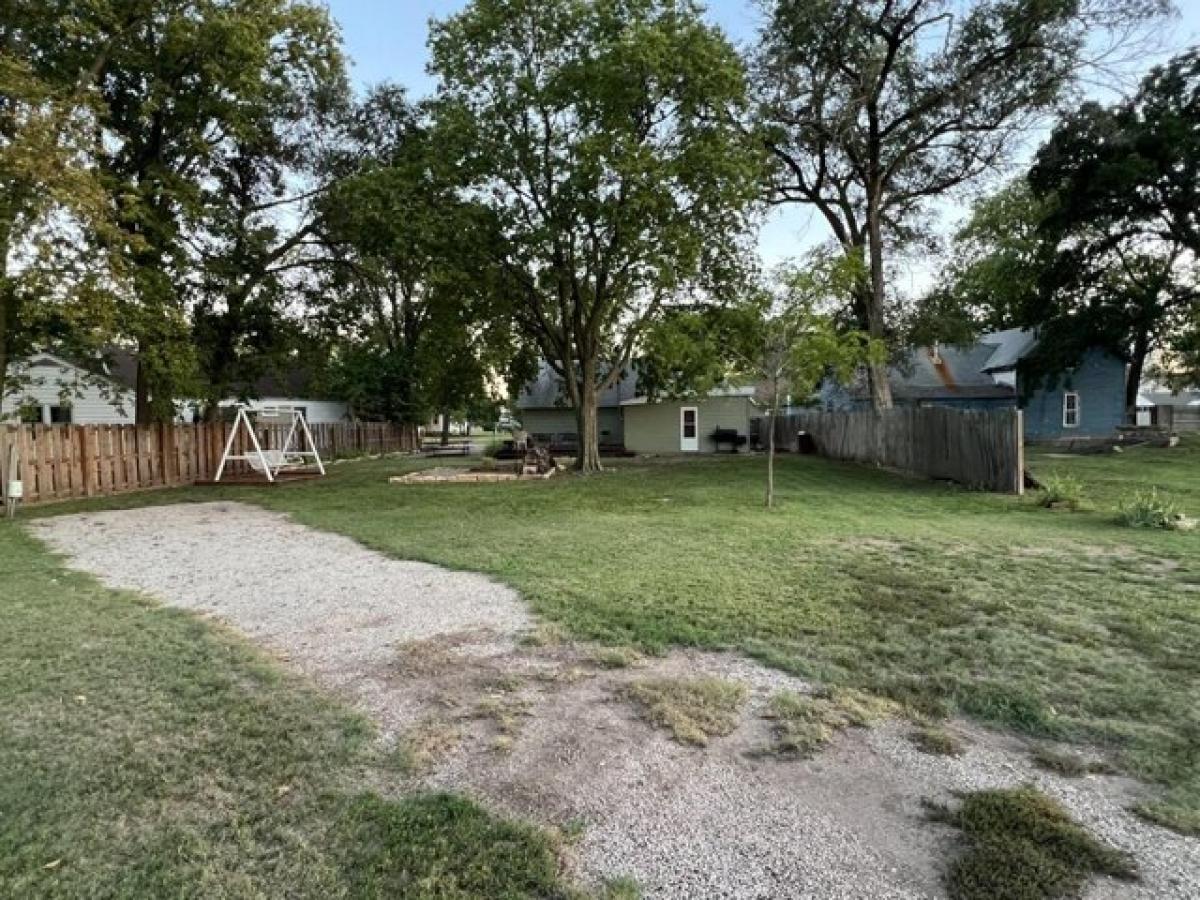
[3,351,349,426]
[1,352,133,425]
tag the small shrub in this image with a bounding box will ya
[1035,472,1085,511]
[910,725,967,757]
[1117,488,1194,531]
[927,787,1137,900]
[624,677,746,746]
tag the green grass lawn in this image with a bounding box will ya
[5,438,1199,894]
[0,523,582,898]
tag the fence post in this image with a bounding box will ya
[1014,409,1025,495]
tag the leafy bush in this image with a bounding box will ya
[1035,472,1084,510]
[1117,488,1194,531]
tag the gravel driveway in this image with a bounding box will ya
[32,502,1200,899]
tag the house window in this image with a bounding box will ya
[1063,392,1080,428]
[48,405,72,424]
[18,404,40,424]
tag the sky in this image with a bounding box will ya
[325,0,1200,281]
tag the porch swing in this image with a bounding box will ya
[203,405,326,485]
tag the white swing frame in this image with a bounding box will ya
[213,405,326,483]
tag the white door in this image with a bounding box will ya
[680,406,699,452]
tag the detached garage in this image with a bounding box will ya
[621,389,758,455]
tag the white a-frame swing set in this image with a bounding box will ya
[212,405,326,484]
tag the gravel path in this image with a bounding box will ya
[32,502,1200,899]
[31,502,530,720]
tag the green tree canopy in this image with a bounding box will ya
[1028,47,1200,393]
[754,0,1168,411]
[312,86,521,425]
[429,0,762,471]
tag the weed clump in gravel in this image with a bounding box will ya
[592,647,640,669]
[763,688,895,757]
[926,786,1137,900]
[521,621,572,648]
[393,720,461,774]
[624,677,746,746]
[1030,746,1114,777]
[601,875,642,898]
[1134,796,1200,836]
[910,725,967,756]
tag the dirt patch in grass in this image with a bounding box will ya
[927,786,1137,900]
[622,676,746,746]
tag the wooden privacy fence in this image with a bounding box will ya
[0,420,420,506]
[761,407,1024,494]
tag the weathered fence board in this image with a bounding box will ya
[759,407,1024,494]
[0,420,419,506]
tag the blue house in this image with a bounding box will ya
[821,329,1127,441]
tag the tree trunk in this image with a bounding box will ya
[766,406,776,509]
[1126,327,1150,417]
[440,409,451,446]
[865,205,893,411]
[574,375,602,473]
[0,225,11,412]
[134,347,151,425]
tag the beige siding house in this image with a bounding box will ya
[622,392,757,454]
[516,363,758,454]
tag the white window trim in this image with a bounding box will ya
[1063,391,1080,428]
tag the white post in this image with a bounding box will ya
[296,411,325,475]
[213,411,243,482]
[244,410,275,483]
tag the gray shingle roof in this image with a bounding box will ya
[516,362,639,409]
[979,328,1039,372]
[842,329,1040,402]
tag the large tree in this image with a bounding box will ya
[905,180,1056,348]
[80,0,344,422]
[189,45,348,420]
[1028,47,1200,393]
[312,87,519,426]
[429,0,762,471]
[1032,47,1200,260]
[753,0,1166,411]
[0,3,130,410]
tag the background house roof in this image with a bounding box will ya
[979,328,1039,372]
[516,363,639,409]
[841,338,1022,402]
